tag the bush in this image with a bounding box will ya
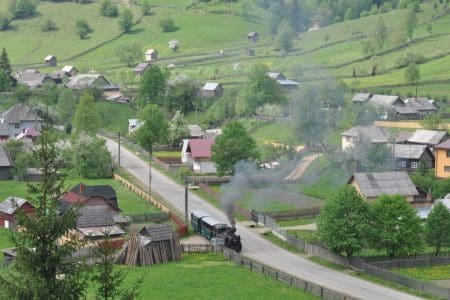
[100,0,118,18]
[396,52,426,68]
[41,19,57,32]
[0,13,11,31]
[9,0,36,19]
[176,166,193,181]
[159,18,176,32]
[75,0,91,3]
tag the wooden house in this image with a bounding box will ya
[247,32,259,42]
[0,197,35,229]
[61,66,79,77]
[434,139,450,178]
[44,55,57,67]
[145,49,158,61]
[202,83,223,98]
[348,171,419,203]
[341,125,388,150]
[0,104,43,139]
[389,144,434,172]
[267,72,299,90]
[406,129,448,148]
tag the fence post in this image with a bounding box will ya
[250,261,252,270]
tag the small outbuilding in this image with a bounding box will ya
[0,197,35,229]
[115,224,182,266]
[145,49,158,61]
[61,66,79,77]
[44,55,57,67]
[134,62,151,75]
[247,32,259,42]
[202,82,223,98]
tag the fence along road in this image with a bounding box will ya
[104,137,422,300]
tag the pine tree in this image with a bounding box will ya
[0,128,88,299]
[0,47,12,75]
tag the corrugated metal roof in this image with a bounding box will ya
[187,139,214,158]
[352,171,418,198]
[0,197,31,215]
[191,209,210,219]
[201,216,227,227]
[389,144,428,159]
[203,82,220,91]
[408,129,447,145]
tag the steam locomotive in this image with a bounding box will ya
[191,210,242,253]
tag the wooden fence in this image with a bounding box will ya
[369,255,450,269]
[113,173,188,237]
[127,212,169,223]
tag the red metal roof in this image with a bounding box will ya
[188,139,214,158]
[60,191,87,203]
[435,139,450,150]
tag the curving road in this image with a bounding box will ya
[105,138,422,300]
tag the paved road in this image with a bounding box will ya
[106,138,422,300]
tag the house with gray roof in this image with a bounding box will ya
[247,31,259,42]
[267,72,299,90]
[341,125,389,150]
[389,144,434,172]
[352,93,372,103]
[15,70,51,89]
[348,171,419,202]
[407,129,448,147]
[369,94,404,107]
[66,74,127,102]
[396,98,438,119]
[44,55,57,67]
[0,145,12,180]
[0,104,42,139]
[0,197,35,229]
[134,62,151,75]
[202,82,223,98]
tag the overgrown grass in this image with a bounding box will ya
[87,253,317,299]
[97,101,136,133]
[392,265,450,282]
[261,232,304,254]
[154,150,181,158]
[287,230,319,244]
[276,217,316,227]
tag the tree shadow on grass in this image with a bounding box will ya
[128,28,145,35]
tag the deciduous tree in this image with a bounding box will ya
[371,194,423,258]
[119,8,133,33]
[404,63,420,96]
[317,186,372,258]
[425,202,450,256]
[211,122,260,176]
[76,19,93,39]
[115,43,142,67]
[168,110,189,147]
[139,65,167,106]
[373,17,388,54]
[72,91,100,135]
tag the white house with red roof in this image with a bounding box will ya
[181,139,216,173]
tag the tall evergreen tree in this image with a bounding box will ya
[0,129,88,299]
[0,47,12,75]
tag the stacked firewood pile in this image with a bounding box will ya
[115,230,182,266]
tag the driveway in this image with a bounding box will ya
[105,137,421,300]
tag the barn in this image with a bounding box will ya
[0,197,35,229]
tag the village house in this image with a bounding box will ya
[145,49,158,61]
[202,82,223,98]
[203,128,222,140]
[188,124,203,139]
[0,145,12,180]
[341,125,389,150]
[389,144,434,172]
[44,55,57,67]
[406,129,448,148]
[66,74,127,102]
[134,62,151,76]
[0,197,35,229]
[181,139,216,173]
[434,139,450,178]
[0,104,42,139]
[267,72,299,90]
[15,69,51,89]
[395,98,439,119]
[247,31,259,42]
[59,183,127,244]
[348,171,419,203]
[15,127,41,147]
[61,66,79,77]
[351,92,372,103]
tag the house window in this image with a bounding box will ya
[399,160,407,168]
[445,166,450,173]
[14,124,20,129]
[447,150,450,158]
[411,161,418,169]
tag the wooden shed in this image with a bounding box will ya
[44,55,57,67]
[115,224,182,266]
[145,49,158,61]
[247,32,259,42]
[202,82,223,98]
[0,197,35,229]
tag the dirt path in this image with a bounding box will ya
[283,153,322,182]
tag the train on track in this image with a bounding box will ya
[191,210,242,253]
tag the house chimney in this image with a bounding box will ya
[79,183,85,194]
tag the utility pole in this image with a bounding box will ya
[118,132,121,167]
[184,177,189,227]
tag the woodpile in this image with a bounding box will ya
[115,231,182,266]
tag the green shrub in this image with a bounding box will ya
[41,19,57,32]
[159,18,176,32]
[0,13,11,31]
[100,0,119,18]
[176,166,193,181]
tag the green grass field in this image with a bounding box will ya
[87,253,317,299]
[393,265,450,282]
[0,178,159,216]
